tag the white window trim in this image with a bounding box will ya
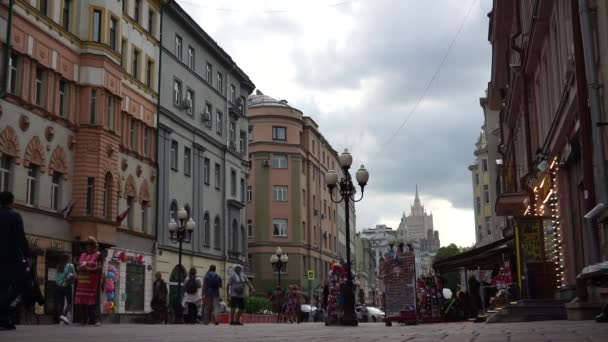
[273,218,288,237]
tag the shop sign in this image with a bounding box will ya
[517,217,545,263]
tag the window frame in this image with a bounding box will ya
[26,166,38,207]
[184,146,191,176]
[187,46,195,70]
[203,158,210,185]
[173,79,182,106]
[90,89,97,125]
[58,79,68,117]
[185,88,194,115]
[272,186,288,202]
[107,95,115,131]
[8,54,18,95]
[0,157,12,192]
[109,16,118,51]
[132,47,141,80]
[130,119,138,151]
[483,185,490,204]
[146,58,154,88]
[272,155,288,169]
[206,63,212,84]
[217,72,223,93]
[86,177,95,216]
[62,0,71,31]
[214,163,221,190]
[175,34,183,60]
[35,67,44,107]
[216,111,223,135]
[272,126,287,141]
[134,0,141,23]
[230,169,237,197]
[92,9,102,43]
[170,140,179,171]
[273,218,288,237]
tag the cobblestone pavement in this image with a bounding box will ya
[3,321,608,342]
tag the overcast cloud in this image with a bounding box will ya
[178,0,493,247]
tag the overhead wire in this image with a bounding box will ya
[382,0,479,145]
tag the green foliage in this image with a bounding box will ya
[433,243,473,292]
[244,296,272,314]
[434,243,463,263]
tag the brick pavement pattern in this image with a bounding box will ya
[3,321,608,342]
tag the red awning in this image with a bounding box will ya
[495,192,530,216]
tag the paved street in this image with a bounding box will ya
[3,321,608,342]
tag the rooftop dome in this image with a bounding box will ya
[248,94,293,109]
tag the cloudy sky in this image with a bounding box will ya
[178,0,493,247]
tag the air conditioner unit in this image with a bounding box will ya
[263,160,270,167]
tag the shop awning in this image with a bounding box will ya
[433,237,514,273]
[495,192,530,216]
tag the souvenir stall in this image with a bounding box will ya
[325,261,347,326]
[416,274,444,323]
[379,243,418,326]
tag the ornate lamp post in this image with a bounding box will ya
[325,149,369,326]
[270,246,289,288]
[168,207,195,323]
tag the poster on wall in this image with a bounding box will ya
[517,217,545,263]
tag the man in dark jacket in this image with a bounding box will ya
[0,191,30,330]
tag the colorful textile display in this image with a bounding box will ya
[325,261,348,325]
[378,249,417,323]
[104,264,119,313]
[416,274,444,323]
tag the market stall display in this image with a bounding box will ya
[416,274,444,323]
[378,250,417,326]
[325,261,348,325]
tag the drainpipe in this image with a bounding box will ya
[579,0,608,262]
[223,63,236,288]
[1,0,15,99]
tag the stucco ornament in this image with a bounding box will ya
[19,115,30,132]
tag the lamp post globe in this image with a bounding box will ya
[339,149,353,169]
[356,165,369,187]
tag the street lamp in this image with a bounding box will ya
[270,246,289,288]
[325,149,369,326]
[168,207,195,323]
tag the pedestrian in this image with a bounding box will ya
[74,236,102,326]
[150,272,168,324]
[322,280,329,313]
[0,191,31,330]
[56,254,76,325]
[183,267,201,324]
[202,265,222,325]
[227,264,254,325]
[270,286,286,323]
[286,285,300,323]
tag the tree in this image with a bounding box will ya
[434,243,462,263]
[433,243,471,292]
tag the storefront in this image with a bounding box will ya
[104,248,154,315]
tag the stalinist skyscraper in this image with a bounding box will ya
[405,186,436,241]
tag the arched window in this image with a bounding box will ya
[102,173,113,220]
[170,200,178,221]
[240,225,246,253]
[214,216,221,250]
[231,220,238,252]
[203,212,210,247]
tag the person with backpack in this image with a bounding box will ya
[183,267,201,324]
[202,265,222,325]
[56,254,76,325]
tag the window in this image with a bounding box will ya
[475,173,480,185]
[175,35,182,60]
[146,59,153,88]
[206,63,212,84]
[230,169,237,197]
[58,80,68,117]
[186,89,194,115]
[203,158,210,185]
[239,131,246,153]
[25,166,38,206]
[248,126,253,142]
[132,49,140,79]
[302,189,306,206]
[173,80,182,106]
[231,220,238,251]
[217,72,223,93]
[121,39,128,67]
[476,197,481,214]
[485,217,492,236]
[247,220,252,238]
[482,159,488,172]
[483,185,490,204]
[130,120,138,150]
[170,140,178,170]
[214,163,221,189]
[134,0,141,23]
[273,186,288,201]
[35,67,44,106]
[148,10,155,33]
[272,155,288,169]
[62,0,71,31]
[230,84,236,103]
[273,218,288,237]
[126,196,134,229]
[203,213,210,246]
[170,201,177,221]
[39,0,49,16]
[102,173,113,220]
[8,55,18,95]
[125,264,145,311]
[272,126,286,141]
[143,128,150,157]
[93,10,102,43]
[247,186,252,203]
[229,121,236,146]
[141,202,149,232]
[107,96,114,131]
[240,178,245,203]
[216,111,223,135]
[204,103,212,127]
[0,157,11,192]
[90,89,97,124]
[110,17,118,50]
[86,177,94,216]
[188,46,195,70]
[241,226,246,253]
[214,217,221,250]
[184,147,191,176]
[123,0,127,12]
[50,173,61,212]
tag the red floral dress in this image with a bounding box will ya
[74,251,101,305]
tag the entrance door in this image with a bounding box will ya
[44,252,61,315]
[125,264,145,312]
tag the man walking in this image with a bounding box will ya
[227,264,255,325]
[0,192,30,330]
[202,265,222,325]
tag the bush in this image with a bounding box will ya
[244,296,271,314]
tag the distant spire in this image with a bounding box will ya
[414,185,420,205]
